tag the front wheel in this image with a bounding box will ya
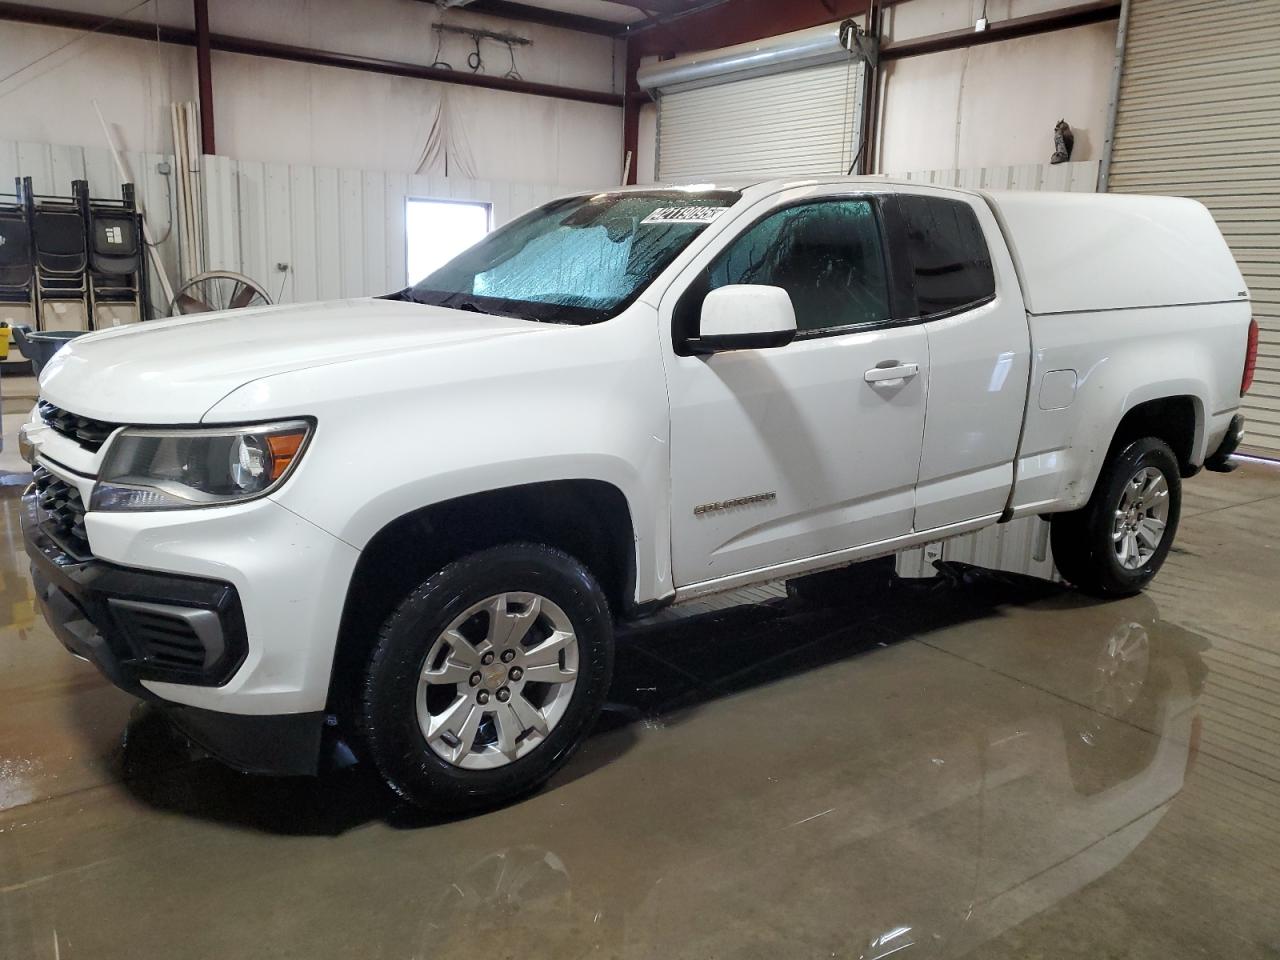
[1050,437,1182,597]
[358,543,614,811]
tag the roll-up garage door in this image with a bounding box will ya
[1107,0,1280,456]
[638,22,868,184]
[658,61,864,182]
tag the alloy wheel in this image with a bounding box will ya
[1112,466,1170,570]
[416,592,579,769]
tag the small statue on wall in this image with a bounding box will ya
[1051,119,1075,164]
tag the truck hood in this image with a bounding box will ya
[38,298,547,423]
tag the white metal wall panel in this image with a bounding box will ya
[197,155,596,304]
[1108,0,1280,455]
[657,60,865,182]
[899,159,1101,193]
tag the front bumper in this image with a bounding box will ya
[23,488,334,775]
[24,489,250,690]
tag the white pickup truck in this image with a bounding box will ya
[21,177,1256,810]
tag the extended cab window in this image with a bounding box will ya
[683,199,891,339]
[895,195,995,316]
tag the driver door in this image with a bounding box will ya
[661,194,930,589]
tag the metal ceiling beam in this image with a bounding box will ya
[595,0,705,14]
[623,0,874,44]
[0,1,623,107]
[428,0,624,36]
[881,0,1121,59]
[193,0,215,155]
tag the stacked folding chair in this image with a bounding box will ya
[32,180,91,331]
[0,178,37,334]
[87,183,147,328]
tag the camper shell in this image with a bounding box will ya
[981,190,1249,315]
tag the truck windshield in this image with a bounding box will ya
[399,190,741,325]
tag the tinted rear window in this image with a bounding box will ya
[897,196,995,316]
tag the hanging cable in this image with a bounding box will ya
[429,17,452,70]
[431,23,530,78]
[503,41,522,80]
[0,0,153,97]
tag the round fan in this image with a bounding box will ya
[170,271,271,316]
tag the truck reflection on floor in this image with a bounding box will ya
[118,566,1209,960]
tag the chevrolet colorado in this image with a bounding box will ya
[21,177,1255,809]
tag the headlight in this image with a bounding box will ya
[90,420,312,512]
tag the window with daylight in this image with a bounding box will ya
[405,198,492,284]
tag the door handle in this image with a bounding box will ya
[864,362,919,385]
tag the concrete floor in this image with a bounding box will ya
[0,460,1277,959]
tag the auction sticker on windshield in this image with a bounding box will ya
[641,206,729,225]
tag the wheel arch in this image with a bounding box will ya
[326,479,636,714]
[1109,392,1204,477]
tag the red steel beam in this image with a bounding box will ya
[881,0,1120,59]
[0,1,623,107]
[624,0,874,52]
[598,0,708,13]
[432,0,623,36]
[193,0,215,155]
[209,33,624,106]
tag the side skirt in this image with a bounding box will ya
[671,514,1002,603]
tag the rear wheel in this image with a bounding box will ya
[1050,437,1181,597]
[358,543,613,811]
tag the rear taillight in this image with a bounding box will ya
[1242,318,1259,395]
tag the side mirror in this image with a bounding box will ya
[687,284,797,355]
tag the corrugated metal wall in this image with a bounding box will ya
[201,156,599,304]
[1107,0,1280,456]
[897,158,1101,193]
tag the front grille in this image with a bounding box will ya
[33,465,90,557]
[112,604,209,672]
[38,399,118,451]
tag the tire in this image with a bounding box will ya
[358,543,614,812]
[1050,437,1182,598]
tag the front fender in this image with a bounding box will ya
[208,306,676,605]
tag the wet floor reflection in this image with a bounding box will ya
[2,473,1276,959]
